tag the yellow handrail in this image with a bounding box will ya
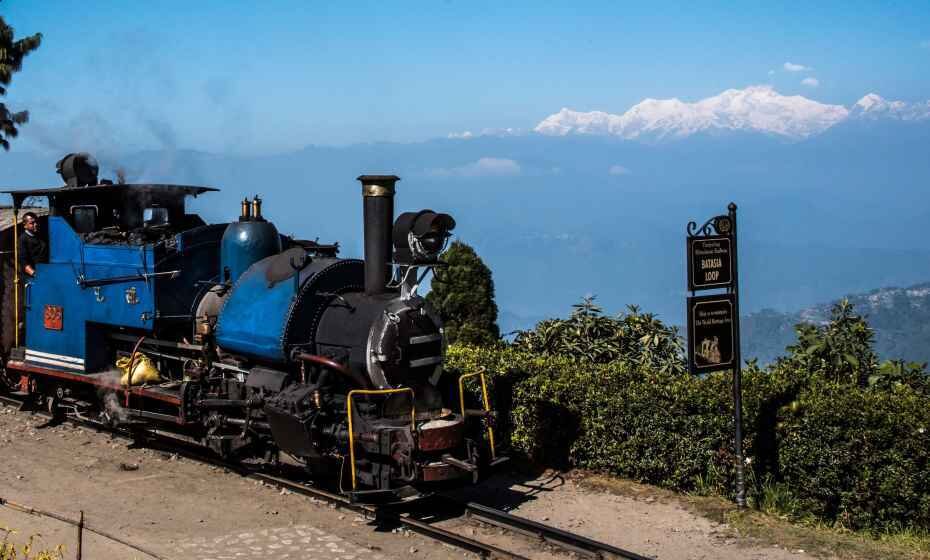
[346,387,416,491]
[458,372,496,460]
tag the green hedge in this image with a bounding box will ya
[445,341,930,534]
[777,380,930,531]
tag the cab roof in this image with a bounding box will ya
[1,183,218,208]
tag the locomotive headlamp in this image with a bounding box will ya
[392,209,456,264]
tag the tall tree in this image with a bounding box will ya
[0,3,42,151]
[426,240,500,346]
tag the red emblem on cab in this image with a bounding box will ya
[43,305,63,330]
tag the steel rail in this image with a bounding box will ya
[0,394,23,408]
[461,501,652,560]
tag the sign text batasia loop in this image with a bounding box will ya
[687,235,733,291]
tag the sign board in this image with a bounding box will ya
[687,293,736,374]
[685,203,746,506]
[687,235,733,291]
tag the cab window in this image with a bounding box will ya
[70,205,98,233]
[144,207,169,226]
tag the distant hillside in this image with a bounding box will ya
[743,282,930,365]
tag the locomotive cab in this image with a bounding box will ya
[1,182,221,371]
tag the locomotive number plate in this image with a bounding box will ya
[43,305,63,330]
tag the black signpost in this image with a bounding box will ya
[686,203,745,507]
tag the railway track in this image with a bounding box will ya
[0,393,650,560]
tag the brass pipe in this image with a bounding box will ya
[459,372,497,460]
[251,196,263,221]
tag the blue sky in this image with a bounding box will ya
[3,0,930,154]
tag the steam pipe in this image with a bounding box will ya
[356,175,399,295]
[294,352,371,389]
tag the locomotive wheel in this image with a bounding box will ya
[262,447,280,466]
[0,367,18,394]
[44,389,65,423]
[205,434,233,460]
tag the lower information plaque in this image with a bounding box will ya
[687,293,736,374]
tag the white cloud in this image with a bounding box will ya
[448,127,523,139]
[481,127,523,136]
[608,164,631,176]
[801,77,819,88]
[783,62,811,72]
[427,157,521,177]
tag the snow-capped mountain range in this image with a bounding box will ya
[532,86,930,141]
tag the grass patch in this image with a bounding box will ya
[0,527,64,560]
[576,472,930,560]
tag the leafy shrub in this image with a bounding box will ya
[776,379,930,532]
[446,298,930,534]
[512,297,684,373]
[779,299,880,386]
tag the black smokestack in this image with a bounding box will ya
[357,175,399,295]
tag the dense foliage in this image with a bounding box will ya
[446,298,930,534]
[426,241,500,346]
[512,296,684,373]
[0,3,42,151]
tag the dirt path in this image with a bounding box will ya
[447,470,824,560]
[0,403,839,559]
[0,406,466,560]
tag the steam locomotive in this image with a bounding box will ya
[0,153,503,502]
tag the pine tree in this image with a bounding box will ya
[1,4,42,151]
[426,240,500,346]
